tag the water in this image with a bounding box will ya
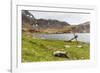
[33,33,90,43]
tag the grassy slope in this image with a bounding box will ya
[22,33,90,62]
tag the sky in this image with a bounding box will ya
[29,10,90,25]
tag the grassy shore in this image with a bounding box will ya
[22,33,90,62]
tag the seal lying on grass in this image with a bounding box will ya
[53,51,69,58]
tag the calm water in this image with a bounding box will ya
[33,33,90,43]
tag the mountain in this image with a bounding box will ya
[71,21,90,33]
[22,10,90,33]
[22,10,35,24]
[22,10,36,32]
[34,19,70,29]
[22,10,70,33]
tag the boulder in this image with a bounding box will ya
[65,45,70,48]
[77,45,83,48]
[53,51,69,58]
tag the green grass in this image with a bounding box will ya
[22,33,90,62]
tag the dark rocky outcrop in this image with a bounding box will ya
[53,51,69,58]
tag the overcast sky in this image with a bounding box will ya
[29,11,90,25]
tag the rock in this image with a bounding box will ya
[77,45,83,48]
[73,57,77,60]
[81,57,84,59]
[32,49,35,52]
[53,51,69,58]
[47,46,57,51]
[65,45,70,48]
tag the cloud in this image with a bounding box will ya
[29,11,90,25]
